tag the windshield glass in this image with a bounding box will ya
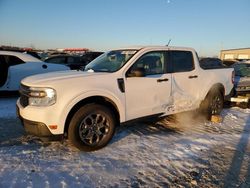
[232,63,250,77]
[84,50,138,72]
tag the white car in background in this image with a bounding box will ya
[0,51,70,91]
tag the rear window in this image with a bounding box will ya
[3,55,25,66]
[200,58,225,69]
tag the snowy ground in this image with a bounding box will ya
[0,97,250,188]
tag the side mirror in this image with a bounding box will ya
[127,68,145,77]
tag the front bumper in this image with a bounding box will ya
[17,105,53,137]
[22,118,53,137]
[16,98,65,136]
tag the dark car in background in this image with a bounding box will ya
[45,52,103,70]
[199,57,250,108]
[81,51,103,64]
[45,55,85,70]
[229,63,250,108]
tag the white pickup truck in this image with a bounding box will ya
[17,46,234,151]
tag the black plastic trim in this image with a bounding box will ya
[117,78,125,93]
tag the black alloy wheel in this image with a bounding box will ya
[209,93,224,115]
[68,104,116,151]
[78,113,110,146]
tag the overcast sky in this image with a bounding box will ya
[0,0,249,56]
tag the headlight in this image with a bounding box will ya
[28,87,56,106]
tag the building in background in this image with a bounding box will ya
[220,48,250,60]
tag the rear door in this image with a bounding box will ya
[125,51,172,120]
[168,50,202,112]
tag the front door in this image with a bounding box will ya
[125,51,172,121]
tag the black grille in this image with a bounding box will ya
[19,84,30,108]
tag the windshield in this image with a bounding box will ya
[84,50,138,72]
[232,63,250,77]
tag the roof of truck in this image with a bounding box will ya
[114,46,195,52]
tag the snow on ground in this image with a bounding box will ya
[0,97,250,187]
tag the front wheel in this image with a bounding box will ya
[68,104,116,151]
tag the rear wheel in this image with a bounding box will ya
[68,104,116,151]
[200,89,224,119]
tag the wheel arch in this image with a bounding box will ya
[204,83,225,101]
[64,96,120,136]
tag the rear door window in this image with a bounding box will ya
[170,51,194,72]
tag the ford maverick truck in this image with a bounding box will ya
[17,46,234,151]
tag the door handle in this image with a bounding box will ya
[188,75,198,79]
[157,78,169,82]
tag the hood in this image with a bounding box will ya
[21,70,109,86]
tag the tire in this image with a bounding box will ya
[68,104,116,151]
[200,89,224,119]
